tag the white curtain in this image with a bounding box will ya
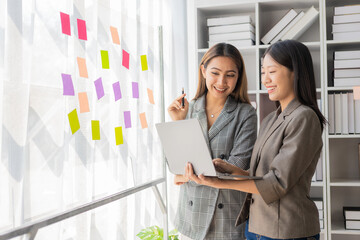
[0,0,175,239]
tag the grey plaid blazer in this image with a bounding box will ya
[174,95,257,240]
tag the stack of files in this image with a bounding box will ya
[312,198,324,229]
[261,6,318,44]
[333,50,360,87]
[328,92,360,134]
[207,15,255,48]
[333,5,360,40]
[343,207,360,230]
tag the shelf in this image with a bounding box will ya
[259,41,320,49]
[311,181,324,187]
[198,45,257,53]
[330,179,360,187]
[331,221,360,235]
[327,87,356,91]
[328,135,360,139]
[326,40,360,47]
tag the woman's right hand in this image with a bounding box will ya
[167,94,189,121]
[174,174,189,185]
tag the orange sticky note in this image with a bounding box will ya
[139,112,148,129]
[77,57,88,78]
[115,127,124,145]
[110,26,120,45]
[354,86,360,100]
[147,88,155,104]
[78,92,90,113]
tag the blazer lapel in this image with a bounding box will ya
[251,99,302,174]
[193,95,209,144]
[208,96,237,141]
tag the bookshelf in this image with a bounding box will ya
[187,0,360,239]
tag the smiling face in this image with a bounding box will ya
[201,56,238,102]
[261,54,295,110]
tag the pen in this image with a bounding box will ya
[181,87,185,108]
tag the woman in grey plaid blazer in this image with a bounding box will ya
[186,40,327,240]
[168,43,257,240]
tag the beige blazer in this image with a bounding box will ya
[236,99,323,239]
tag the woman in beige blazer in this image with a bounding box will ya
[186,40,326,240]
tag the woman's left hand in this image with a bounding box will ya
[185,162,222,188]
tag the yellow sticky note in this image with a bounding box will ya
[92,120,100,140]
[354,86,360,100]
[147,88,155,104]
[68,109,80,134]
[110,26,120,45]
[78,92,90,113]
[77,57,88,78]
[115,127,123,145]
[139,112,148,129]
[140,55,148,71]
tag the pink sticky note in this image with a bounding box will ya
[132,82,139,98]
[112,82,122,101]
[110,26,120,45]
[354,86,360,100]
[139,112,148,129]
[124,111,131,128]
[122,49,129,69]
[78,92,90,113]
[94,77,104,100]
[77,19,87,40]
[60,12,71,36]
[62,73,75,96]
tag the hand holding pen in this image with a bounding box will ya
[167,87,189,121]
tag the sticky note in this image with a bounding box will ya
[147,88,155,104]
[354,86,360,100]
[62,73,75,96]
[112,82,122,101]
[94,77,104,100]
[124,111,131,128]
[139,112,148,129]
[115,127,123,145]
[68,109,80,134]
[78,92,90,113]
[101,50,110,69]
[140,55,148,71]
[92,120,100,140]
[122,49,129,69]
[77,57,88,78]
[77,19,87,40]
[60,12,71,36]
[110,26,120,45]
[132,82,139,98]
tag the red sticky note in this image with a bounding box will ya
[122,49,129,69]
[77,19,87,40]
[60,12,71,36]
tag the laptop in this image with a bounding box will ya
[155,118,262,180]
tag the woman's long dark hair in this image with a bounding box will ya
[263,40,327,131]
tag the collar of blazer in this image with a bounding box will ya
[250,98,302,175]
[193,94,238,141]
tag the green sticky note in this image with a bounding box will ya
[115,127,123,145]
[101,50,110,69]
[68,109,80,134]
[92,120,100,140]
[140,55,148,71]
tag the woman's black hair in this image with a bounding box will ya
[263,40,327,131]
